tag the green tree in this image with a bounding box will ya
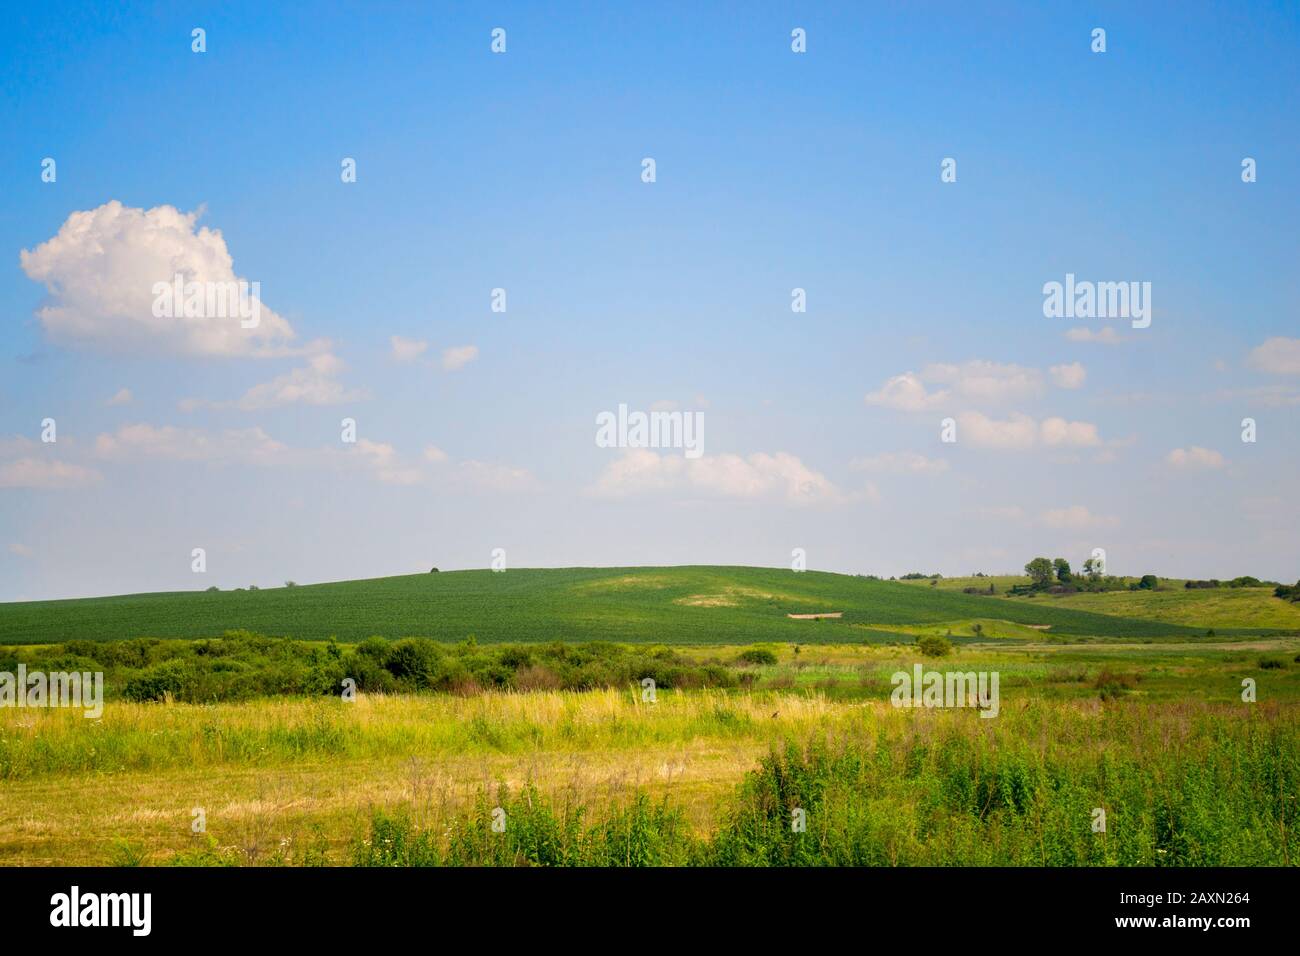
[1053,558,1072,583]
[1025,557,1054,589]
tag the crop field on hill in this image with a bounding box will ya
[0,566,1268,645]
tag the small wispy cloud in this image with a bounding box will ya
[1247,337,1300,375]
[390,336,429,363]
[441,345,479,371]
[1065,327,1124,345]
[1166,446,1225,469]
[849,451,950,476]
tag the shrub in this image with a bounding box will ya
[383,638,442,684]
[736,648,778,666]
[1094,668,1139,701]
[917,635,952,657]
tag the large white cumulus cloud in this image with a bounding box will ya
[20,200,296,357]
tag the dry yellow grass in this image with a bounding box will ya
[0,688,857,865]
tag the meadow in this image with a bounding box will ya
[1,638,1297,866]
[2,566,1297,867]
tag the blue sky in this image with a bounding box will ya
[2,1,1298,600]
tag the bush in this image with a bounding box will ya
[1094,668,1139,701]
[13,634,792,704]
[916,635,952,657]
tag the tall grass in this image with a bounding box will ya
[0,688,838,780]
[339,699,1299,867]
[4,684,1295,865]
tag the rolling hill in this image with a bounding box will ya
[0,565,1252,645]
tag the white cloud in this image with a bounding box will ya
[1166,446,1225,469]
[1247,337,1300,375]
[8,543,34,557]
[354,439,423,486]
[232,353,366,410]
[1039,505,1119,530]
[390,336,428,363]
[401,445,539,492]
[866,361,1047,412]
[90,423,534,493]
[0,437,38,456]
[0,457,102,489]
[180,352,367,411]
[1039,416,1102,447]
[106,387,133,406]
[19,201,297,357]
[95,423,290,465]
[865,373,948,412]
[849,451,950,475]
[921,360,1044,404]
[1065,327,1124,345]
[590,449,847,505]
[957,412,1039,449]
[441,345,479,371]
[1048,362,1087,389]
[957,412,1102,450]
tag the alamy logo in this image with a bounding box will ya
[0,666,103,718]
[50,886,151,936]
[151,273,261,328]
[890,664,1000,718]
[595,403,704,459]
[1042,273,1150,328]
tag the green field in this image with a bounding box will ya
[5,565,1284,645]
[3,564,1298,867]
[903,575,1300,630]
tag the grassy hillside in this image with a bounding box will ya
[902,575,1300,630]
[0,565,1238,644]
